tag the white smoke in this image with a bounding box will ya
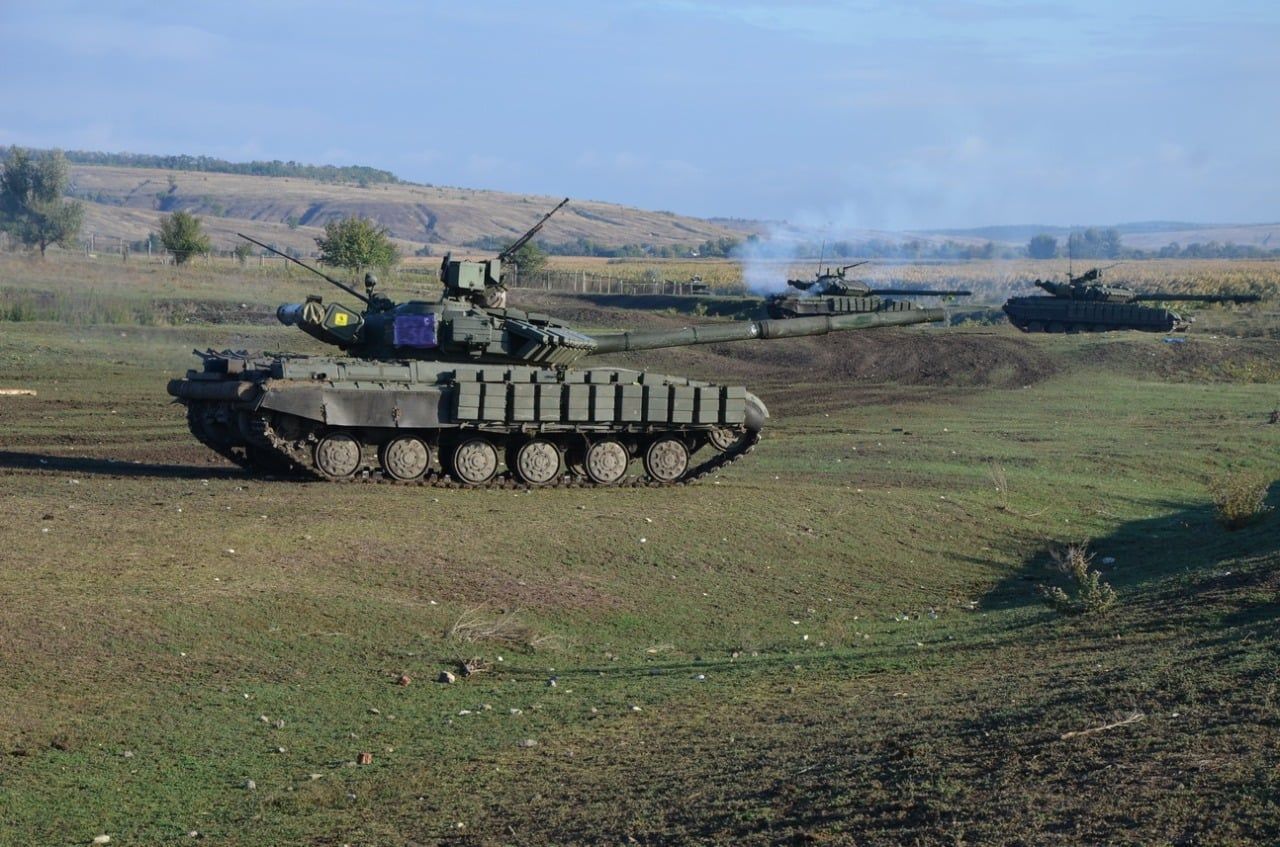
[733,205,878,296]
[731,232,800,296]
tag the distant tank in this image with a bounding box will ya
[168,201,944,487]
[1002,267,1261,333]
[766,262,971,319]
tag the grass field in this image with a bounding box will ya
[1,257,1278,845]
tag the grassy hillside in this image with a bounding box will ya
[65,163,746,255]
[50,156,1280,263]
[0,258,1278,845]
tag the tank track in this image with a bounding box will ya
[182,401,760,489]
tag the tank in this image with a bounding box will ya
[1002,267,1261,333]
[766,262,970,319]
[167,202,943,487]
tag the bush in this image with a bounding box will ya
[158,210,211,265]
[314,215,398,275]
[1038,543,1117,616]
[1209,471,1272,530]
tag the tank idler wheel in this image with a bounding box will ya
[644,437,690,484]
[381,436,431,481]
[314,432,362,478]
[196,403,234,446]
[584,439,630,485]
[513,438,562,486]
[708,426,745,453]
[450,437,499,485]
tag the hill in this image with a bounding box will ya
[63,162,748,256]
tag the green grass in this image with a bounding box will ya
[0,300,1278,844]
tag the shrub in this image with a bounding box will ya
[158,210,211,265]
[1209,471,1272,530]
[1038,543,1117,616]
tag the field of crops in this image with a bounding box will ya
[542,255,1280,302]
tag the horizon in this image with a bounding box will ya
[2,2,1277,231]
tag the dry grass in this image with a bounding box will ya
[989,462,1009,511]
[445,605,541,648]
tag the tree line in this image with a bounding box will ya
[1027,228,1280,260]
[466,234,745,260]
[0,148,401,186]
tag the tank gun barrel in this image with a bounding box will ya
[588,308,943,356]
[1132,292,1261,304]
[870,288,972,297]
[497,197,569,263]
[237,233,371,305]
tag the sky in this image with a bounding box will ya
[1,0,1277,230]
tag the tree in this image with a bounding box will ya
[1028,233,1058,259]
[0,147,84,257]
[314,215,398,276]
[158,210,211,264]
[508,241,546,279]
[232,242,253,264]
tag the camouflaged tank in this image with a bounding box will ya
[1003,267,1261,333]
[167,202,944,487]
[766,263,970,319]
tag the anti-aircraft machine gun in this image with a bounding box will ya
[767,262,971,319]
[1002,265,1261,333]
[169,200,944,487]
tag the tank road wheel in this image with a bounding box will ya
[584,439,630,485]
[380,436,431,481]
[314,432,362,478]
[644,437,690,484]
[708,426,746,453]
[1025,321,1044,333]
[513,438,562,487]
[450,437,499,485]
[1046,322,1066,333]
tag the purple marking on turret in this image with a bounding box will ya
[393,314,438,348]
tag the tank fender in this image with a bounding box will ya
[744,391,769,431]
[258,381,452,428]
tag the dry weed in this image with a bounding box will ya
[1209,471,1273,530]
[1038,543,1117,616]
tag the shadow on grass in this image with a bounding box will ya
[982,486,1280,621]
[0,449,249,480]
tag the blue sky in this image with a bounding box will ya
[1,1,1277,229]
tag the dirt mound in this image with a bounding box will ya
[511,291,694,331]
[600,329,1057,394]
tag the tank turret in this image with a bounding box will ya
[768,262,970,319]
[1005,266,1261,333]
[168,202,944,487]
